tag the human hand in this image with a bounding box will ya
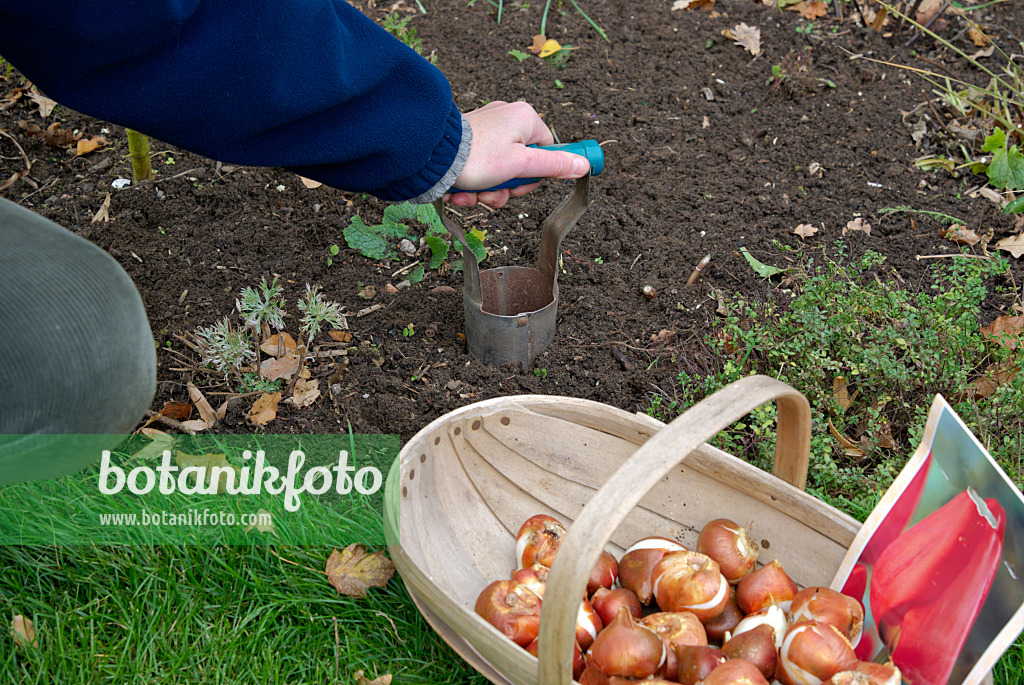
[446,101,590,209]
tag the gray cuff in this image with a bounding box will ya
[408,114,473,204]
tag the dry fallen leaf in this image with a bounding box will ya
[75,136,106,156]
[649,329,677,346]
[828,419,867,460]
[968,26,991,47]
[11,615,37,648]
[297,175,322,189]
[537,39,563,59]
[996,233,1024,258]
[941,224,980,246]
[843,218,872,236]
[960,361,1019,400]
[724,23,761,56]
[325,545,396,597]
[261,332,298,357]
[27,89,57,118]
[174,452,240,493]
[354,671,393,685]
[289,376,321,408]
[187,382,218,427]
[244,508,276,535]
[91,192,111,223]
[672,0,716,10]
[527,34,547,54]
[260,354,302,382]
[250,391,281,426]
[832,376,853,412]
[793,223,819,238]
[981,315,1023,350]
[158,401,193,422]
[787,0,827,19]
[43,122,78,147]
[328,330,353,343]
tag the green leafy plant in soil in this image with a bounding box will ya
[343,202,486,282]
[652,245,1023,518]
[380,12,434,64]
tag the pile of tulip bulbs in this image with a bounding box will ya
[475,515,900,685]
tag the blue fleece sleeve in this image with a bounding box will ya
[0,0,464,201]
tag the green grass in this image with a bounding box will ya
[0,543,486,684]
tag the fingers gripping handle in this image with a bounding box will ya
[447,140,604,194]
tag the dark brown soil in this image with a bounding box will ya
[3,0,1023,441]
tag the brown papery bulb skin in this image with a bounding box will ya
[735,559,799,615]
[823,661,902,685]
[702,587,743,643]
[651,551,730,621]
[675,645,726,685]
[703,658,771,685]
[789,586,864,646]
[591,587,643,626]
[515,514,567,569]
[641,611,708,680]
[588,550,619,596]
[510,563,548,601]
[696,518,760,583]
[587,607,666,680]
[526,637,586,681]
[474,579,542,647]
[722,623,778,680]
[777,620,859,685]
[618,537,686,605]
[576,598,604,651]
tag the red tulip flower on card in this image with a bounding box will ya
[869,487,1005,685]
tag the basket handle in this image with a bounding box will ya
[536,375,811,685]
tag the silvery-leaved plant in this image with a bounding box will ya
[194,317,255,386]
[291,284,348,391]
[237,277,287,366]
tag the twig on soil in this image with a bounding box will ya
[0,129,31,191]
[610,347,633,371]
[915,253,992,260]
[898,0,926,34]
[686,254,712,286]
[630,252,643,270]
[391,260,421,278]
[905,2,950,48]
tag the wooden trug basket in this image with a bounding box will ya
[383,375,862,685]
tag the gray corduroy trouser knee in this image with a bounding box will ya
[0,197,155,485]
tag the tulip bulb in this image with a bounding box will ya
[703,588,743,643]
[675,645,726,685]
[618,536,686,605]
[777,620,858,685]
[789,586,864,647]
[515,514,567,569]
[736,559,798,615]
[651,551,729,621]
[822,661,902,685]
[510,563,548,601]
[588,550,619,596]
[732,603,788,648]
[591,587,643,626]
[697,518,760,583]
[576,598,603,651]
[641,611,708,680]
[702,658,771,685]
[587,607,666,679]
[526,637,585,680]
[722,623,778,680]
[474,579,542,647]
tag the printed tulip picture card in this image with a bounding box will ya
[831,395,1024,685]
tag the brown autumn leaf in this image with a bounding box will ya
[354,671,393,685]
[981,315,1023,350]
[793,223,819,238]
[91,192,111,223]
[960,361,1019,400]
[43,122,78,147]
[328,330,352,343]
[159,401,193,422]
[787,1,827,19]
[250,391,281,426]
[649,329,677,346]
[832,376,853,411]
[723,23,761,56]
[260,354,301,381]
[187,381,218,427]
[260,331,298,357]
[672,0,716,10]
[995,233,1024,258]
[75,136,106,157]
[968,26,991,47]
[297,175,322,189]
[843,217,872,236]
[174,451,240,493]
[325,545,396,597]
[289,375,321,409]
[11,615,37,648]
[941,224,980,246]
[828,419,867,460]
[27,89,57,118]
[527,34,547,54]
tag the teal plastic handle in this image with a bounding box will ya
[448,139,604,194]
